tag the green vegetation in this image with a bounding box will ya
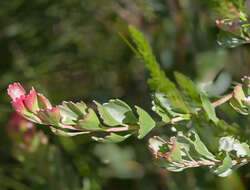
[0,0,249,189]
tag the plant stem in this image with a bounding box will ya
[212,93,233,107]
[166,93,233,125]
[155,152,250,167]
[106,126,139,132]
[169,116,190,124]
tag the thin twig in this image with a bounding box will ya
[212,93,233,107]
[155,153,250,167]
[166,93,233,125]
[179,157,250,167]
[106,126,139,132]
[169,116,190,124]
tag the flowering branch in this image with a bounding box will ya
[7,83,153,140]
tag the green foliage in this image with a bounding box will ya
[200,92,219,123]
[136,106,156,139]
[219,137,250,157]
[152,92,190,122]
[229,77,250,115]
[59,101,87,125]
[1,0,250,189]
[210,0,246,19]
[213,153,233,177]
[217,31,250,48]
[38,108,61,126]
[126,26,249,176]
[190,131,218,161]
[152,93,171,123]
[149,131,249,177]
[128,25,191,113]
[94,99,138,126]
[174,71,201,106]
[78,108,103,130]
[6,25,250,180]
[50,127,90,136]
[92,133,132,143]
[215,1,250,47]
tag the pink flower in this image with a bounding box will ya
[6,113,48,152]
[7,83,52,123]
[6,113,35,144]
[7,83,26,101]
[7,82,89,133]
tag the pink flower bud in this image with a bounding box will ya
[7,83,53,123]
[7,83,26,101]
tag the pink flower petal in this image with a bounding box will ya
[12,95,28,114]
[6,113,35,142]
[7,83,26,101]
[24,87,39,113]
[12,96,42,123]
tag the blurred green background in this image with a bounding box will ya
[0,0,249,189]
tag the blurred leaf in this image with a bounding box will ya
[217,32,249,48]
[174,71,201,106]
[93,143,142,179]
[128,25,191,113]
[217,120,242,138]
[242,76,250,96]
